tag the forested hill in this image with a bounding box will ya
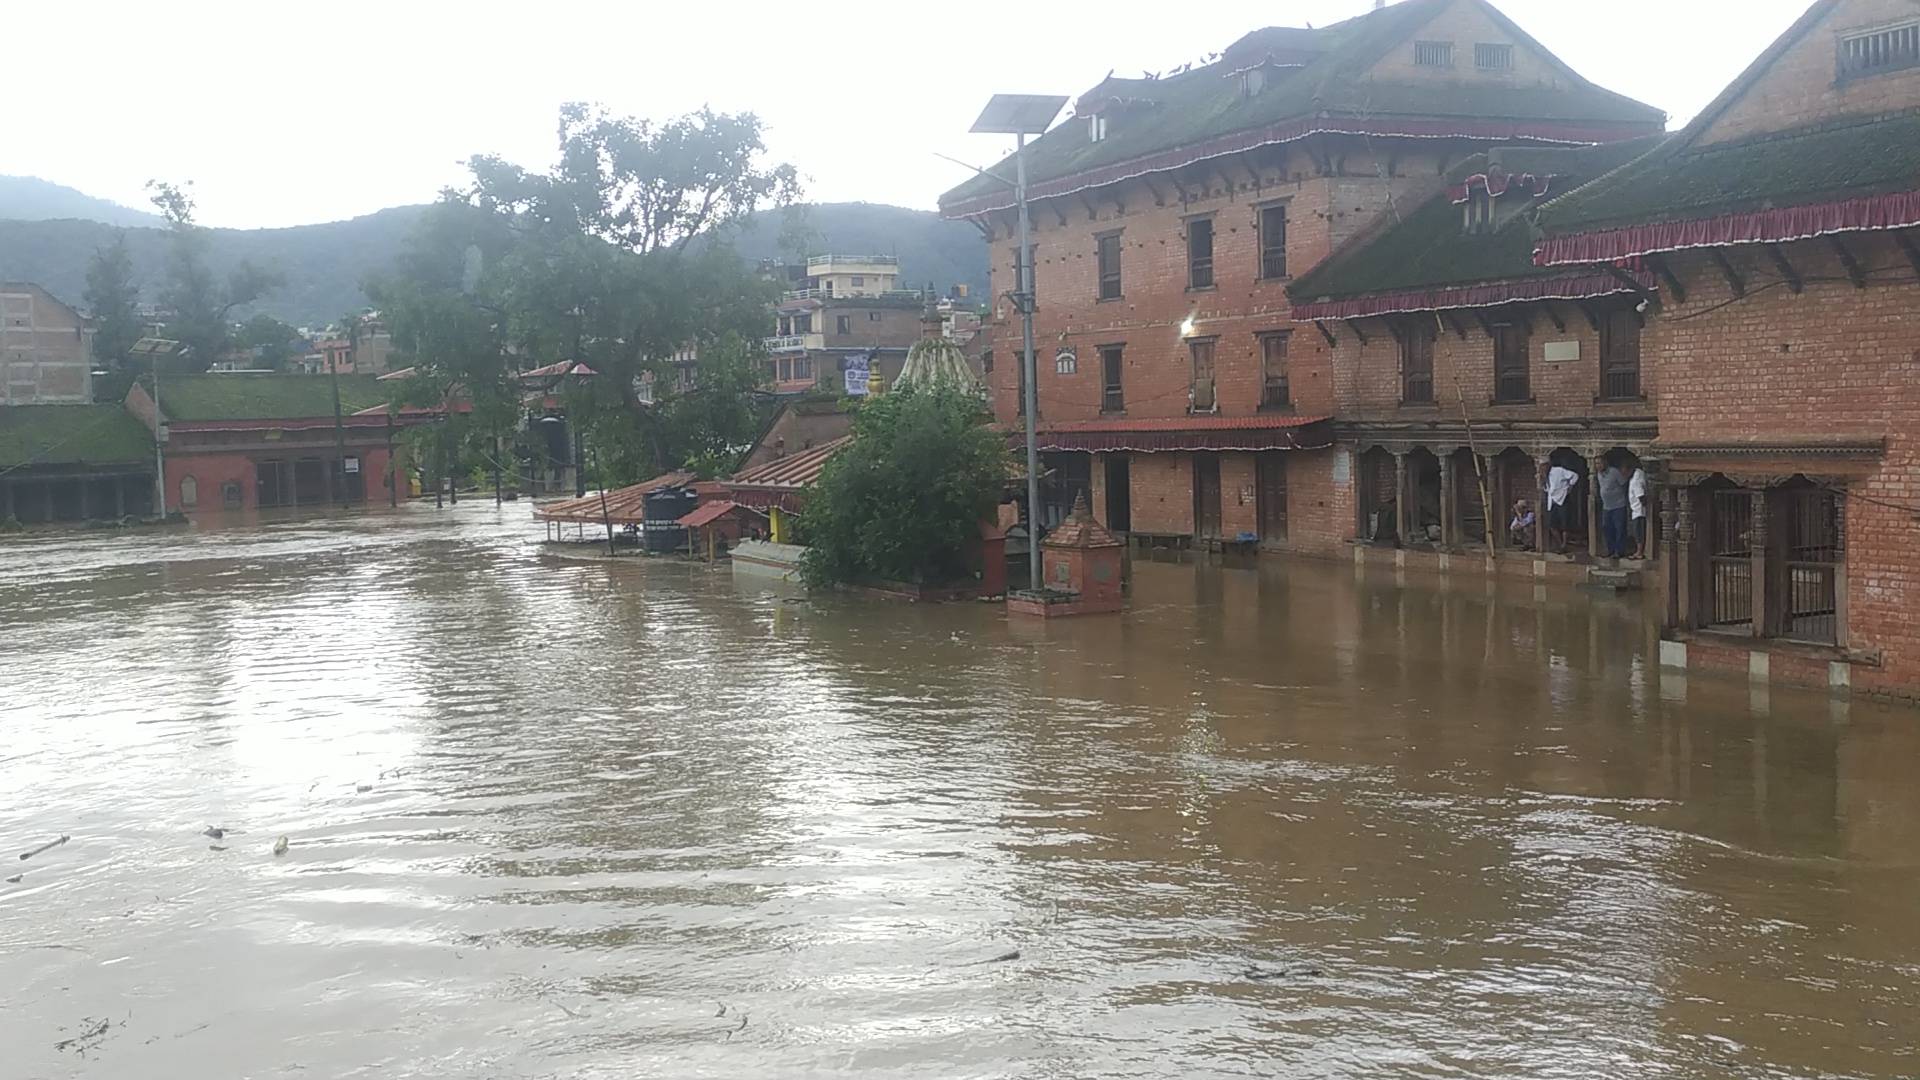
[0,175,166,227]
[0,207,429,328]
[0,197,987,327]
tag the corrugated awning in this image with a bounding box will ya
[677,500,765,529]
[533,471,695,524]
[1025,414,1333,453]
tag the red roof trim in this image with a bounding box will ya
[169,416,392,432]
[1025,414,1333,453]
[942,116,1646,218]
[1292,271,1649,321]
[1536,190,1920,265]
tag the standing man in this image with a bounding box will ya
[1628,464,1649,558]
[1544,461,1580,554]
[1597,459,1630,560]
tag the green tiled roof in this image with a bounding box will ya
[0,405,153,470]
[153,374,388,422]
[1289,138,1659,301]
[939,0,1662,211]
[1540,110,1920,234]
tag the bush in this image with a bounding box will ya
[798,386,1008,587]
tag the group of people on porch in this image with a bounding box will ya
[1508,456,1648,559]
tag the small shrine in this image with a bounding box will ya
[1007,492,1125,618]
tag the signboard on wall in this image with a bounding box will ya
[844,351,871,396]
[1543,340,1581,363]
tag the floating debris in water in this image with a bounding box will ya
[202,827,225,840]
[355,784,372,793]
[208,845,227,852]
[4,873,21,884]
[272,836,289,857]
[19,835,68,861]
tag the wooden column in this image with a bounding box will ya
[1659,486,1680,628]
[1438,452,1457,549]
[1750,489,1772,637]
[1392,451,1410,547]
[78,477,91,521]
[114,476,126,518]
[1,479,12,522]
[1833,491,1849,647]
[1488,454,1505,550]
[42,482,54,522]
[1534,459,1549,554]
[1586,455,1604,561]
[1673,485,1697,630]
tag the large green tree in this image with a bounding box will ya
[798,386,1009,588]
[146,181,283,370]
[238,314,302,369]
[82,231,142,371]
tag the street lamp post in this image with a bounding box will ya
[971,93,1067,593]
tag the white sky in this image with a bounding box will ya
[10,0,1811,229]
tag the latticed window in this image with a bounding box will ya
[1186,218,1214,290]
[1259,331,1290,408]
[1475,43,1514,71]
[1493,321,1530,402]
[1414,41,1454,67]
[1840,21,1920,78]
[1401,319,1434,404]
[1100,345,1124,413]
[1600,307,1641,399]
[1258,204,1288,280]
[1189,337,1218,413]
[1096,232,1123,300]
[1780,486,1842,644]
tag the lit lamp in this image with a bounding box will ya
[970,92,1069,593]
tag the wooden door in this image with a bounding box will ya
[1194,455,1222,540]
[1104,455,1131,533]
[1256,452,1287,543]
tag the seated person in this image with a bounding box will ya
[1508,499,1536,550]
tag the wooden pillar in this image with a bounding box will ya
[1660,485,1681,629]
[1833,491,1850,648]
[1,479,11,522]
[1488,455,1505,550]
[1438,451,1457,549]
[1586,455,1604,561]
[114,476,126,518]
[1674,486,1699,630]
[42,482,54,522]
[1750,488,1773,638]
[1392,451,1410,547]
[77,477,91,521]
[1534,458,1549,554]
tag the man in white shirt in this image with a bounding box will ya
[1544,463,1580,554]
[1628,466,1649,558]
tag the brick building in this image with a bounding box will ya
[2,282,94,405]
[126,374,400,513]
[766,256,927,395]
[1286,137,1663,581]
[939,0,1663,544]
[1535,0,1920,699]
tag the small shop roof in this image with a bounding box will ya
[533,470,695,525]
[0,404,153,469]
[153,374,387,423]
[677,500,764,529]
[727,436,851,491]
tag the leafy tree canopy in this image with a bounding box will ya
[367,103,800,483]
[82,230,141,370]
[798,386,1009,588]
[146,180,283,371]
[238,313,303,369]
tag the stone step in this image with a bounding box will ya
[1584,566,1643,592]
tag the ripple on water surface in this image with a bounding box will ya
[3,503,1919,1079]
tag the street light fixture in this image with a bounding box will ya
[971,92,1068,593]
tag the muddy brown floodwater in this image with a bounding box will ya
[3,504,1919,1078]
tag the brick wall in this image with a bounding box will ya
[980,138,1455,427]
[1700,0,1920,146]
[1649,235,1920,693]
[1129,452,1195,535]
[1365,0,1576,89]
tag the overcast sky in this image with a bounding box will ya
[12,0,1812,229]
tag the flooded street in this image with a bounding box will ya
[3,505,1918,1079]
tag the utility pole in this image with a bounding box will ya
[971,93,1067,593]
[152,348,167,518]
[328,347,347,508]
